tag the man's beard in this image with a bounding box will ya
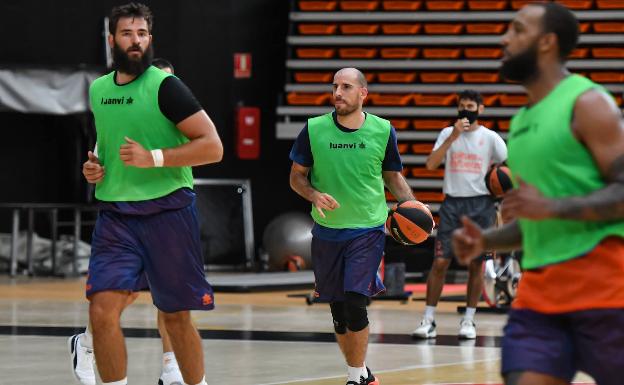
[112,43,154,76]
[500,42,539,83]
[334,100,359,116]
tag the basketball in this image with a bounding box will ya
[485,164,513,198]
[386,200,434,245]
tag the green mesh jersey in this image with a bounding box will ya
[90,66,193,201]
[507,74,624,269]
[308,112,391,228]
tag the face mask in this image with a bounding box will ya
[458,109,479,124]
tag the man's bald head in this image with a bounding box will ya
[334,68,368,88]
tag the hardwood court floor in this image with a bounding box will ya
[0,276,595,385]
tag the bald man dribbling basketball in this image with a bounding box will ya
[290,67,420,385]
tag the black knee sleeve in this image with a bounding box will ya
[344,291,369,332]
[329,301,347,334]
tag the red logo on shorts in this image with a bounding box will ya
[202,293,213,306]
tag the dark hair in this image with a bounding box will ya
[152,58,174,73]
[532,2,579,60]
[457,90,483,106]
[109,3,153,35]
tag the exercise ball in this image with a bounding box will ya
[263,212,313,271]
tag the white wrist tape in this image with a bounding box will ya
[151,149,164,167]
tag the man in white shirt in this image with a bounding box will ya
[413,90,507,339]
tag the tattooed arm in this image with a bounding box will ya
[503,89,624,221]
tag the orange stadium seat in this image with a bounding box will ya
[340,1,380,11]
[412,168,445,178]
[592,48,624,58]
[420,72,459,83]
[593,22,624,33]
[287,92,331,105]
[615,96,623,107]
[424,24,464,34]
[590,72,624,82]
[423,48,462,59]
[365,73,376,83]
[579,23,591,33]
[299,1,338,11]
[390,119,411,129]
[462,72,500,83]
[466,23,507,34]
[370,94,414,105]
[511,0,546,9]
[397,143,409,154]
[411,143,435,154]
[467,1,508,10]
[425,1,465,10]
[340,24,380,34]
[296,48,336,58]
[338,48,378,58]
[596,0,624,9]
[554,0,593,9]
[294,72,333,83]
[498,120,510,131]
[414,191,446,202]
[414,94,457,106]
[465,48,502,58]
[298,24,337,35]
[382,1,423,10]
[380,48,419,58]
[378,72,418,82]
[482,95,499,106]
[413,119,451,129]
[568,48,589,59]
[499,94,528,106]
[382,24,422,34]
[479,120,494,128]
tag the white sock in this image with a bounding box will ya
[194,377,208,385]
[162,351,179,373]
[347,365,365,382]
[424,305,436,321]
[464,307,476,321]
[81,327,93,349]
[103,378,127,385]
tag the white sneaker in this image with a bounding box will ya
[458,318,477,339]
[412,318,437,338]
[68,334,96,385]
[158,368,184,385]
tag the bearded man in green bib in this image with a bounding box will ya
[453,3,624,385]
[80,4,223,385]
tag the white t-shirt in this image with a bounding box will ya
[433,125,507,197]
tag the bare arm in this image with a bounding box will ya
[503,90,624,221]
[482,220,523,252]
[425,119,466,170]
[163,110,223,166]
[289,162,318,203]
[552,90,624,220]
[382,171,415,202]
[453,218,522,265]
[119,110,223,168]
[289,162,339,218]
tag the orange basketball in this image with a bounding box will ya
[386,200,434,245]
[485,164,513,198]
